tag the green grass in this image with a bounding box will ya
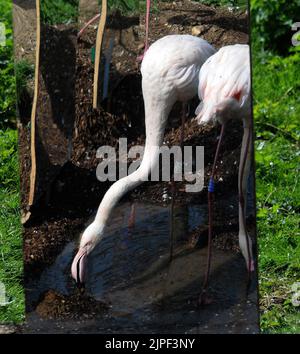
[107,0,140,13]
[0,130,24,323]
[0,0,16,128]
[0,0,24,323]
[41,0,79,24]
[253,48,300,333]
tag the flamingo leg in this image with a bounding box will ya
[199,123,226,305]
[169,182,175,263]
[238,123,254,277]
[78,13,101,39]
[144,0,151,52]
[169,102,186,263]
[128,203,136,229]
[137,0,151,62]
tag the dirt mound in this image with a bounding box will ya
[146,1,248,49]
[13,0,37,63]
[36,290,108,319]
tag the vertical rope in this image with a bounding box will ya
[93,0,107,109]
[28,0,41,207]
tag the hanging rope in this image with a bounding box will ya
[93,0,107,109]
[28,0,41,208]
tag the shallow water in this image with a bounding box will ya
[25,201,259,334]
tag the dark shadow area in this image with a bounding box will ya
[167,11,213,26]
[13,0,36,10]
[203,16,249,34]
[106,10,139,30]
[160,6,216,16]
[17,89,32,125]
[40,25,77,138]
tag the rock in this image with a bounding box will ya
[21,210,31,224]
[191,25,209,36]
[138,43,145,51]
[0,325,17,335]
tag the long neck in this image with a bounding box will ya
[93,102,171,231]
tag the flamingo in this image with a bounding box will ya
[195,44,255,275]
[71,34,216,285]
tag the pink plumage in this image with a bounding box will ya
[196,44,251,126]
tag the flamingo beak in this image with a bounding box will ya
[71,247,87,288]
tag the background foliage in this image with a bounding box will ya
[40,0,79,24]
[0,0,15,128]
[251,0,300,55]
[251,0,300,333]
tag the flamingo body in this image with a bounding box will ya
[196,44,254,271]
[71,34,216,284]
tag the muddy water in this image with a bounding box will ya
[24,202,258,334]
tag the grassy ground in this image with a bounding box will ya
[0,131,24,323]
[41,0,79,24]
[0,0,24,323]
[253,48,300,333]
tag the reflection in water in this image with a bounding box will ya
[26,201,258,334]
[28,202,205,303]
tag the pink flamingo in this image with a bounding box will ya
[71,34,216,285]
[195,44,255,283]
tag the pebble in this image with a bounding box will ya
[0,325,17,334]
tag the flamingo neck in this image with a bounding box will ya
[92,104,170,237]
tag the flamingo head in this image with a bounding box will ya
[71,222,104,287]
[196,98,241,126]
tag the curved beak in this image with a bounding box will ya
[71,247,87,287]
